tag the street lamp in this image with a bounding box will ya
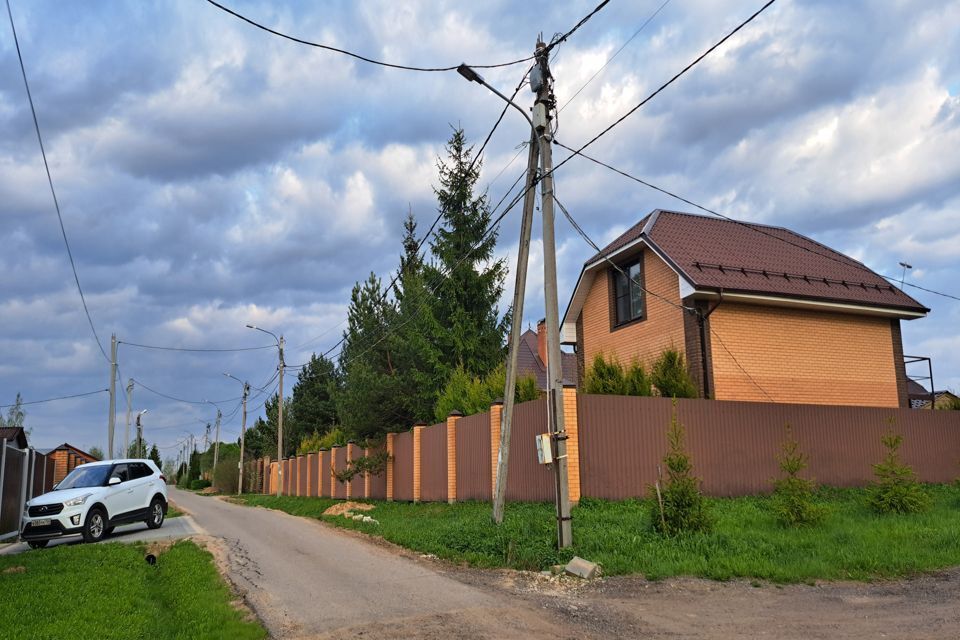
[224,372,251,494]
[203,399,223,479]
[135,410,147,458]
[898,261,913,290]
[247,323,285,497]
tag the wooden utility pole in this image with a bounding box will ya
[533,39,573,548]
[493,130,540,524]
[124,379,134,457]
[276,335,285,497]
[213,408,222,472]
[107,333,117,459]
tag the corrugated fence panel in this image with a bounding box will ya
[507,398,555,502]
[333,447,348,499]
[367,443,388,499]
[308,453,319,497]
[283,459,292,495]
[297,456,308,496]
[578,395,960,498]
[456,411,491,501]
[420,423,447,502]
[320,450,331,498]
[348,446,365,498]
[393,431,414,501]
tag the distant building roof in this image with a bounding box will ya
[0,427,28,448]
[515,328,578,389]
[50,443,100,461]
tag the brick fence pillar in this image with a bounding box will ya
[562,385,581,503]
[363,447,371,498]
[413,424,425,503]
[490,400,503,496]
[386,433,395,501]
[446,411,462,503]
[306,453,314,496]
[262,456,271,494]
[345,443,355,499]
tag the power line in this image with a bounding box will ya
[546,0,612,53]
[549,0,778,179]
[552,140,960,303]
[6,0,109,363]
[553,193,774,401]
[0,388,109,409]
[203,0,534,72]
[118,341,276,353]
[559,0,673,113]
[131,377,240,406]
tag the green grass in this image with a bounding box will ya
[166,503,184,518]
[0,540,266,640]
[235,484,960,583]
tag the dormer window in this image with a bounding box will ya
[612,258,644,326]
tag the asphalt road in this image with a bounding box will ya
[0,510,200,555]
[170,488,573,639]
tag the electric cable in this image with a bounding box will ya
[0,388,109,409]
[204,0,534,72]
[118,341,276,353]
[6,0,109,363]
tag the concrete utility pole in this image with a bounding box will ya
[533,39,574,548]
[238,381,249,494]
[277,334,285,497]
[213,408,222,473]
[493,130,540,524]
[108,333,117,459]
[124,379,134,457]
[135,409,147,458]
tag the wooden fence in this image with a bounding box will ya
[253,388,960,502]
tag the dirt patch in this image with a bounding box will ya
[3,565,26,574]
[199,486,220,495]
[189,535,262,625]
[322,501,374,517]
[145,540,175,557]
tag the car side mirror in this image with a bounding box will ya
[108,476,122,486]
[52,482,59,490]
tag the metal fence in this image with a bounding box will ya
[0,441,55,540]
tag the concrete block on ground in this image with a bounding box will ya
[564,556,599,579]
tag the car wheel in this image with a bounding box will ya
[82,507,108,543]
[146,498,165,530]
[27,540,48,549]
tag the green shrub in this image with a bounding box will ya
[651,349,698,399]
[649,403,711,535]
[190,479,212,491]
[868,429,931,515]
[770,425,826,526]
[297,427,347,454]
[583,354,651,396]
[433,363,539,422]
[212,454,240,494]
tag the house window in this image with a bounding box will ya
[612,260,644,326]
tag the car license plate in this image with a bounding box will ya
[32,518,52,527]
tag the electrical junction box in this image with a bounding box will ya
[533,103,548,132]
[535,433,553,465]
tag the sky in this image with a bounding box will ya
[2,0,958,457]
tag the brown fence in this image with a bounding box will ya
[320,450,331,497]
[1,446,56,540]
[456,411,491,501]
[368,443,387,499]
[332,447,347,499]
[348,445,364,498]
[393,431,414,501]
[506,398,555,502]
[579,395,960,498]
[420,423,447,502]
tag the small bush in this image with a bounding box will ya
[651,349,698,399]
[868,428,931,515]
[433,363,539,422]
[190,479,212,491]
[298,427,347,454]
[649,402,711,535]
[212,455,240,494]
[583,354,651,396]
[770,425,826,526]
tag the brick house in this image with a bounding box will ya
[561,210,929,408]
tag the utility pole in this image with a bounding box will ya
[124,379,134,457]
[135,410,146,458]
[213,408,222,473]
[493,129,540,524]
[238,382,249,494]
[533,39,573,548]
[277,335,285,497]
[108,333,117,459]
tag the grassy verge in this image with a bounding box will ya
[0,540,265,640]
[166,503,184,518]
[235,484,960,583]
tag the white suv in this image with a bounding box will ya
[20,458,168,549]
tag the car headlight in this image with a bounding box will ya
[64,493,92,507]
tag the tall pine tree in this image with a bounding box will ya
[287,353,340,447]
[426,128,508,376]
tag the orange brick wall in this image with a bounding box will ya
[581,250,687,372]
[562,387,581,503]
[709,303,900,407]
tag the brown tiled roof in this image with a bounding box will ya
[0,427,28,448]
[516,329,578,389]
[590,210,928,313]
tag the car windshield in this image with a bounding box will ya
[57,465,111,490]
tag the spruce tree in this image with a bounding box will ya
[287,353,340,448]
[426,128,508,377]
